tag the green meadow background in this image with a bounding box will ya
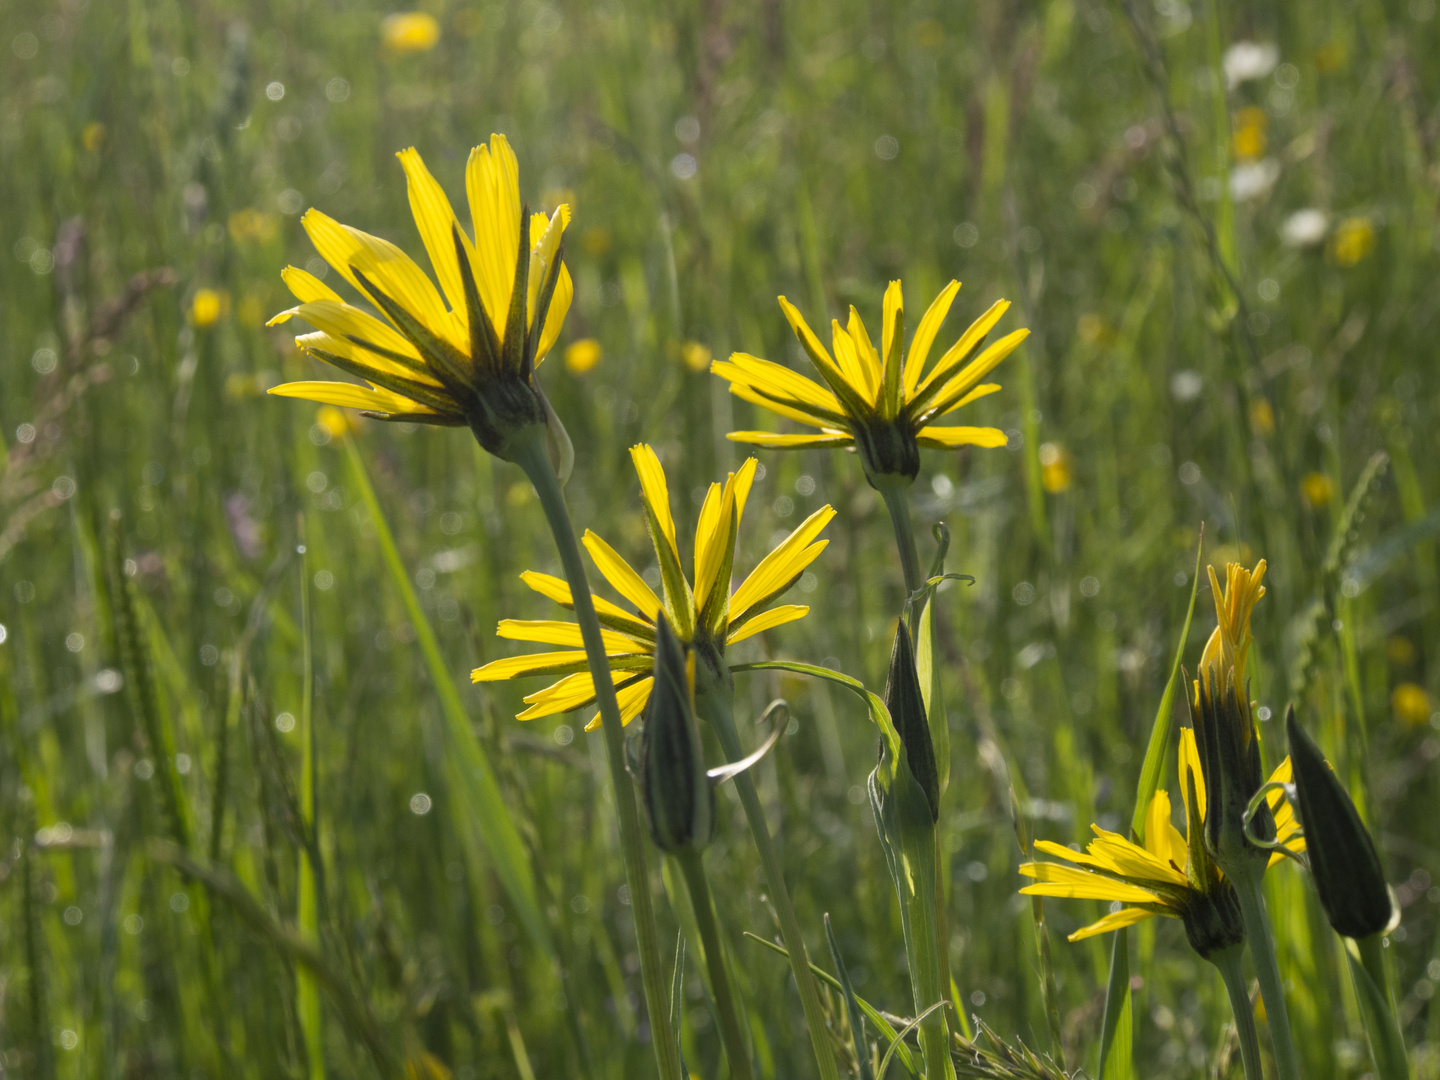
[2,0,1438,1076]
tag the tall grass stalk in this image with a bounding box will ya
[1233,869,1301,1080]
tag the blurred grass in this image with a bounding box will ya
[2,0,1439,1076]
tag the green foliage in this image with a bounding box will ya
[2,0,1438,1076]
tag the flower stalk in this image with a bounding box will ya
[1211,945,1263,1080]
[692,659,843,1080]
[511,430,683,1080]
[676,849,755,1080]
[1231,866,1301,1080]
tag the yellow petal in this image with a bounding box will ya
[396,146,473,325]
[536,263,573,364]
[692,481,725,610]
[922,382,1003,421]
[629,445,680,565]
[280,265,344,305]
[919,332,1029,421]
[518,570,650,627]
[1017,862,1166,904]
[301,209,461,349]
[730,457,759,529]
[904,281,960,394]
[776,295,837,372]
[726,604,809,644]
[880,280,903,375]
[584,676,655,732]
[725,431,853,448]
[582,531,663,619]
[279,302,435,382]
[715,354,847,420]
[267,380,442,416]
[730,505,835,619]
[1178,727,1206,825]
[495,619,650,654]
[471,650,591,681]
[917,299,1013,396]
[465,134,521,333]
[528,205,570,333]
[915,425,1009,449]
[725,381,839,430]
[1086,826,1188,886]
[1067,906,1158,941]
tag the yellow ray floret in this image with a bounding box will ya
[477,446,833,729]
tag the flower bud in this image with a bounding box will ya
[1286,707,1397,939]
[883,620,939,822]
[638,615,714,854]
[855,418,921,488]
[1189,667,1272,872]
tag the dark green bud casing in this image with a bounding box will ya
[1189,668,1273,872]
[639,616,714,854]
[1286,707,1396,939]
[883,620,939,822]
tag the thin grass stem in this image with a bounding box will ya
[512,430,683,1080]
[676,850,755,1080]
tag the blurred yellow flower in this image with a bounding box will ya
[1039,442,1072,493]
[680,341,712,373]
[564,338,602,374]
[717,280,1026,484]
[228,208,280,244]
[191,288,230,327]
[81,122,105,152]
[266,135,573,446]
[1314,41,1346,73]
[316,405,357,440]
[1387,635,1416,667]
[1249,398,1275,437]
[383,12,441,54]
[1330,217,1375,267]
[1393,683,1433,728]
[1231,107,1267,161]
[1300,472,1335,507]
[582,226,613,257]
[1076,313,1112,346]
[473,445,834,729]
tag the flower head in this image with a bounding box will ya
[1019,729,1298,956]
[268,136,574,470]
[382,12,441,54]
[472,444,834,728]
[1198,559,1267,697]
[714,281,1028,487]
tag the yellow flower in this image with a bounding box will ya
[315,405,358,440]
[266,136,574,463]
[1231,106,1267,161]
[1039,442,1072,493]
[1198,559,1266,699]
[1300,471,1334,507]
[192,288,230,327]
[564,338,602,374]
[228,208,280,244]
[383,12,441,54]
[1330,217,1375,266]
[680,341,712,373]
[81,122,105,152]
[1019,729,1300,946]
[1393,683,1433,728]
[472,444,834,729]
[1249,398,1275,437]
[714,281,1028,485]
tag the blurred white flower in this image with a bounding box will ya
[1281,208,1329,247]
[1230,159,1281,201]
[1223,41,1279,89]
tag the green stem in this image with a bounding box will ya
[677,850,755,1080]
[1212,945,1264,1080]
[513,431,683,1080]
[694,674,843,1080]
[879,482,924,635]
[1352,933,1411,1080]
[1233,869,1301,1080]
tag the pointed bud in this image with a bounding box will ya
[639,615,714,854]
[883,620,939,822]
[1189,667,1271,872]
[1286,707,1397,939]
